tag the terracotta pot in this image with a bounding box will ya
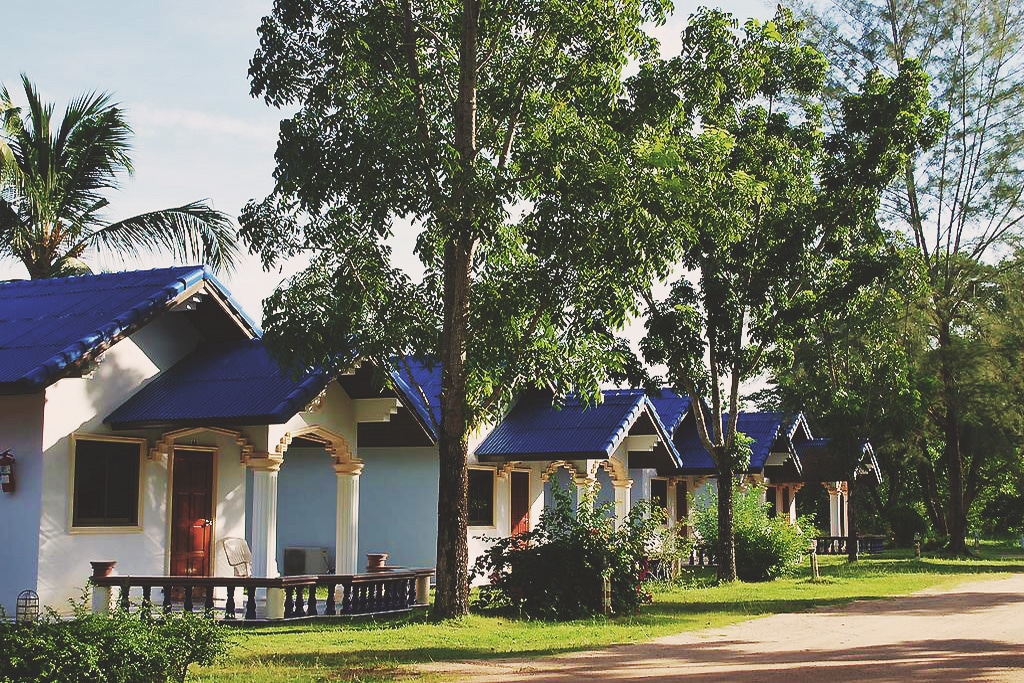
[90,561,117,578]
[366,552,388,572]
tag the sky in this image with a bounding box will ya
[0,0,772,323]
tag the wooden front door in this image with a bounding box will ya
[510,470,530,537]
[170,449,214,578]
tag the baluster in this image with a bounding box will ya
[324,583,337,616]
[225,586,237,620]
[163,586,172,614]
[141,586,152,621]
[284,586,295,618]
[294,586,306,617]
[119,581,130,611]
[244,586,257,620]
[355,584,366,613]
[183,585,194,613]
[341,581,353,613]
[204,586,215,613]
[307,583,318,616]
[407,577,415,607]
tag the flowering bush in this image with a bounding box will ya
[472,482,662,619]
[688,482,815,581]
[0,598,230,683]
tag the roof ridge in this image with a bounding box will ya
[0,264,205,291]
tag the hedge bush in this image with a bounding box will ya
[688,483,814,581]
[472,482,662,619]
[0,600,230,683]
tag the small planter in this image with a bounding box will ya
[90,561,117,578]
[366,553,389,572]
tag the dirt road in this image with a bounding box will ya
[422,573,1024,682]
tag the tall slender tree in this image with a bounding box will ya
[797,0,1024,553]
[640,7,940,580]
[0,76,239,278]
[241,0,689,618]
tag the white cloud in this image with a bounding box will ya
[129,103,277,143]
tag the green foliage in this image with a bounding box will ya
[639,6,937,578]
[888,505,929,547]
[0,75,239,278]
[472,483,662,619]
[797,0,1024,553]
[689,484,814,582]
[243,0,684,617]
[0,603,230,683]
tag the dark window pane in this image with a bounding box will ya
[651,479,668,511]
[73,439,141,527]
[467,469,494,526]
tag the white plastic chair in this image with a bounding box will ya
[221,537,252,577]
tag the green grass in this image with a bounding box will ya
[190,544,1024,683]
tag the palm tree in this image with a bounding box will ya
[0,75,239,278]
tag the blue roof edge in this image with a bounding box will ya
[641,395,685,469]
[10,266,261,394]
[388,361,439,442]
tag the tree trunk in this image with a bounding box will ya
[846,476,859,562]
[431,0,480,620]
[938,320,968,554]
[431,238,473,619]
[716,465,737,582]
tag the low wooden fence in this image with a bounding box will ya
[91,568,434,622]
[815,535,886,555]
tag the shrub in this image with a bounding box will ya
[888,505,929,547]
[0,599,230,683]
[472,482,662,619]
[688,483,813,582]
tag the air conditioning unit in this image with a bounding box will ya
[282,546,330,575]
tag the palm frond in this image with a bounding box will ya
[82,201,241,274]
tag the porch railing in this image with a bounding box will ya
[815,535,886,555]
[90,568,434,622]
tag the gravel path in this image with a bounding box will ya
[420,573,1024,682]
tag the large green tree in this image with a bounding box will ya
[640,7,939,580]
[797,0,1024,553]
[765,244,928,560]
[0,76,239,278]
[241,0,689,618]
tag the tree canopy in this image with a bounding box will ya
[242,0,687,617]
[797,0,1024,552]
[640,7,940,579]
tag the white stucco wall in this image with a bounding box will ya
[0,393,45,615]
[31,316,239,611]
[358,447,439,571]
[274,446,338,571]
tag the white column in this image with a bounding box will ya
[840,483,849,537]
[575,475,597,513]
[248,455,283,578]
[612,480,632,528]
[667,480,678,529]
[335,461,364,575]
[495,467,512,537]
[826,484,842,536]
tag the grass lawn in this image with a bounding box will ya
[190,543,1024,683]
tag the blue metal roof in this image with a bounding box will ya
[673,411,790,474]
[475,389,681,467]
[792,437,882,485]
[106,339,330,428]
[390,357,441,440]
[107,344,442,432]
[0,266,259,394]
[646,388,692,435]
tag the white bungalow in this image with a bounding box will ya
[0,266,440,615]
